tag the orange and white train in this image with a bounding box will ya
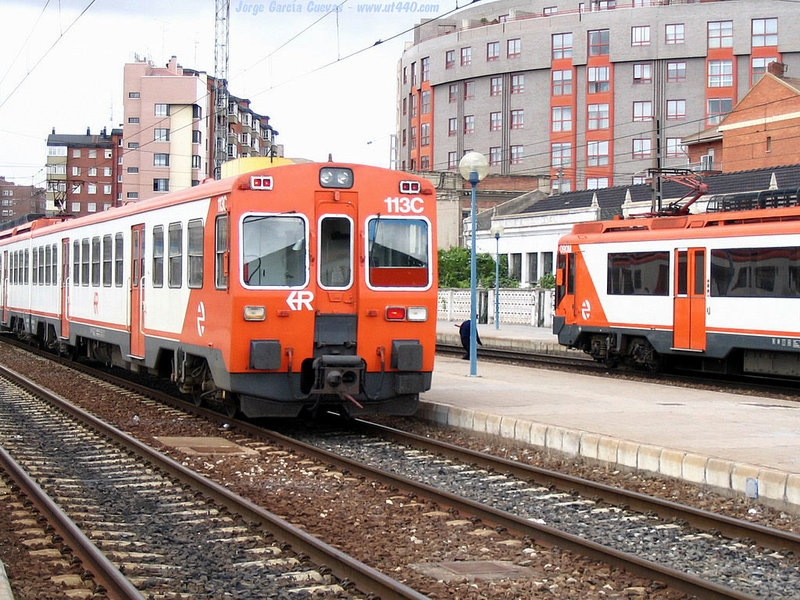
[554,189,800,377]
[0,162,437,418]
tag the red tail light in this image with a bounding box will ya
[385,307,406,321]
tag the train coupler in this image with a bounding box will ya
[311,355,364,396]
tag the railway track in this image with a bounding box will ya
[2,337,799,599]
[0,363,427,600]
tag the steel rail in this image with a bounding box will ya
[0,446,146,600]
[0,364,430,600]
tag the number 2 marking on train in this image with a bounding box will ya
[581,300,591,321]
[197,302,206,336]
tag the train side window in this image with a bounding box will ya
[91,237,100,286]
[102,235,112,287]
[81,239,90,286]
[693,250,704,295]
[72,241,79,285]
[319,216,352,289]
[24,250,28,285]
[114,233,123,287]
[215,214,228,290]
[187,219,203,289]
[39,247,45,285]
[676,250,687,295]
[32,247,38,285]
[152,226,164,287]
[366,217,429,288]
[566,252,575,295]
[51,244,57,285]
[45,245,51,285]
[608,252,670,295]
[168,222,183,288]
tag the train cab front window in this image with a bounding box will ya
[319,216,352,289]
[367,217,430,288]
[241,215,307,287]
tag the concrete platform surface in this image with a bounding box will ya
[424,326,800,511]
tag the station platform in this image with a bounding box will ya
[424,321,800,512]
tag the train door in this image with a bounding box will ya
[555,249,576,320]
[130,224,145,358]
[316,205,356,314]
[60,238,70,339]
[1,251,6,325]
[673,248,706,351]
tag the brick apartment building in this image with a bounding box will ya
[0,177,46,225]
[398,0,800,191]
[45,127,123,216]
[121,56,278,202]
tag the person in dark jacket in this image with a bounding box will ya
[456,320,482,359]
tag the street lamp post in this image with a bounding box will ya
[459,151,489,377]
[490,224,504,330]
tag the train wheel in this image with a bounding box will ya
[222,394,240,419]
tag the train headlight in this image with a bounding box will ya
[406,307,427,322]
[243,305,266,321]
[319,167,353,189]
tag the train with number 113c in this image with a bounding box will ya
[554,187,800,378]
[0,162,438,418]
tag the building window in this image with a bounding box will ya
[72,149,81,158]
[103,184,111,195]
[489,146,502,166]
[667,61,687,82]
[667,99,686,119]
[632,138,652,159]
[154,128,170,142]
[192,130,202,144]
[445,49,455,69]
[631,26,650,47]
[490,76,502,96]
[88,167,97,176]
[708,20,733,49]
[633,100,653,121]
[192,155,201,169]
[153,178,169,192]
[463,81,475,100]
[448,118,457,136]
[551,106,572,132]
[464,115,475,134]
[544,6,557,14]
[666,137,686,158]
[127,192,138,199]
[420,56,430,81]
[633,63,652,84]
[103,167,112,176]
[510,145,524,165]
[127,142,139,149]
[420,156,430,170]
[510,109,524,130]
[420,123,430,146]
[127,167,139,174]
[128,117,139,124]
[128,91,140,98]
[588,29,609,56]
[588,103,610,129]
[587,177,609,189]
[410,127,416,150]
[588,66,610,93]
[551,142,571,167]
[154,153,169,167]
[708,59,733,87]
[552,70,572,95]
[552,33,573,59]
[447,152,458,169]
[707,98,732,125]
[421,90,431,114]
[461,47,472,66]
[87,184,97,195]
[752,56,777,84]
[510,74,524,94]
[72,166,81,176]
[449,84,458,103]
[752,18,778,47]
[487,41,499,61]
[665,23,684,44]
[410,61,416,87]
[587,140,609,166]
[507,38,521,58]
[490,111,502,131]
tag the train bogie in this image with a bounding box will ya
[0,163,437,418]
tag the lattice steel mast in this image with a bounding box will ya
[213,0,230,179]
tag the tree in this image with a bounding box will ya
[438,246,518,288]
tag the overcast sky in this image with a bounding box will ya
[0,0,457,187]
